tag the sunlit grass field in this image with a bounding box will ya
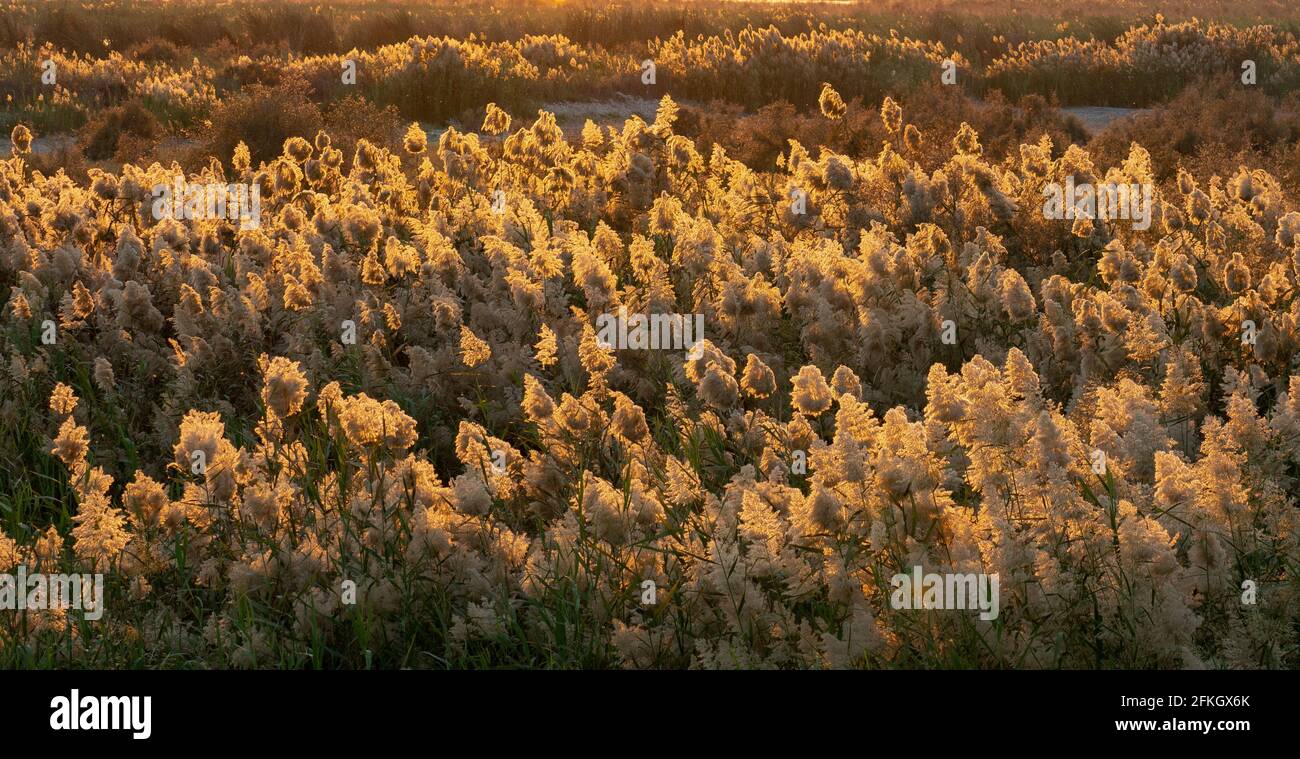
[2,0,1299,669]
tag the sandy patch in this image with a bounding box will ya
[1061,106,1148,135]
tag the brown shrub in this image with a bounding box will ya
[124,37,183,63]
[677,85,1087,169]
[26,140,90,183]
[1089,77,1300,191]
[205,76,323,166]
[77,100,165,161]
[322,95,404,157]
